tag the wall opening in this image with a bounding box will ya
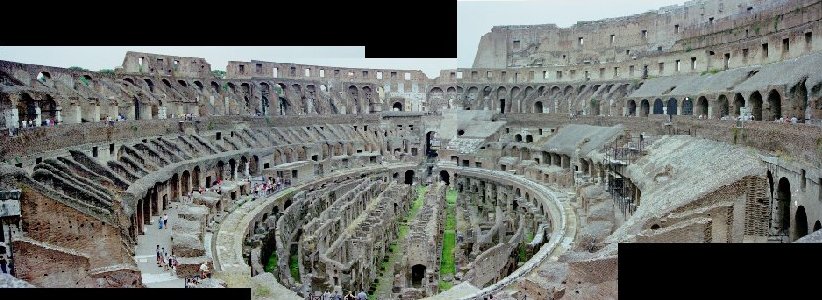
[404,170,414,185]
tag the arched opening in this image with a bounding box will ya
[411,264,425,288]
[651,224,660,230]
[641,99,650,116]
[768,89,782,121]
[193,81,203,90]
[696,96,708,117]
[284,199,292,210]
[667,98,678,115]
[526,135,533,142]
[178,80,188,87]
[534,101,543,113]
[162,79,172,88]
[749,91,763,121]
[425,131,438,158]
[211,81,220,93]
[229,158,237,180]
[776,177,791,236]
[440,170,450,185]
[182,170,191,194]
[36,71,51,82]
[627,100,637,116]
[653,99,664,114]
[216,161,226,184]
[133,97,141,120]
[717,95,729,117]
[392,102,403,111]
[814,220,821,232]
[515,134,523,142]
[499,99,506,114]
[734,93,745,116]
[457,129,465,136]
[794,206,808,241]
[404,170,414,185]
[192,166,201,189]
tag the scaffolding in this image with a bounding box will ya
[601,134,650,218]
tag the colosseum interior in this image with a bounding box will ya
[1,0,822,298]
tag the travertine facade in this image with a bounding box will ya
[1,1,821,299]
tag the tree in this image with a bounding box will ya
[212,70,226,79]
[68,66,90,72]
[99,69,115,76]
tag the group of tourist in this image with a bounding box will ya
[170,113,197,121]
[308,290,368,300]
[251,176,291,198]
[155,244,178,275]
[774,116,800,124]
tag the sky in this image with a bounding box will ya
[0,0,688,79]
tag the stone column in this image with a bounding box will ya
[34,106,42,126]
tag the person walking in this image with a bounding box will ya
[156,245,162,266]
[163,213,169,228]
[344,291,356,300]
[356,290,367,300]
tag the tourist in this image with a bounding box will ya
[199,262,210,278]
[356,290,367,300]
[322,291,331,300]
[156,245,162,266]
[791,115,798,124]
[159,216,164,229]
[333,291,342,300]
[163,213,169,228]
[344,291,356,300]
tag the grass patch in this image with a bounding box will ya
[439,188,458,291]
[438,280,454,291]
[289,253,300,283]
[370,185,428,298]
[264,253,278,273]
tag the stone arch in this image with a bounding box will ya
[181,170,191,194]
[749,91,763,121]
[192,166,201,189]
[496,86,507,114]
[814,220,821,232]
[667,98,678,115]
[349,85,361,114]
[733,93,745,116]
[640,99,650,116]
[440,170,450,185]
[211,81,220,93]
[392,102,403,111]
[696,96,708,117]
[534,101,543,113]
[411,264,425,288]
[717,94,729,117]
[404,170,414,185]
[653,99,664,114]
[794,205,808,241]
[776,177,791,236]
[627,100,637,116]
[767,89,782,121]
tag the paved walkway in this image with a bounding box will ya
[134,203,185,288]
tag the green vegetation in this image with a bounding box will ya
[68,66,89,72]
[590,98,599,108]
[438,280,454,291]
[438,188,458,291]
[289,253,301,283]
[212,70,226,79]
[700,68,721,76]
[78,76,90,87]
[255,285,272,298]
[264,253,279,273]
[99,69,115,76]
[518,231,535,263]
[370,185,428,299]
